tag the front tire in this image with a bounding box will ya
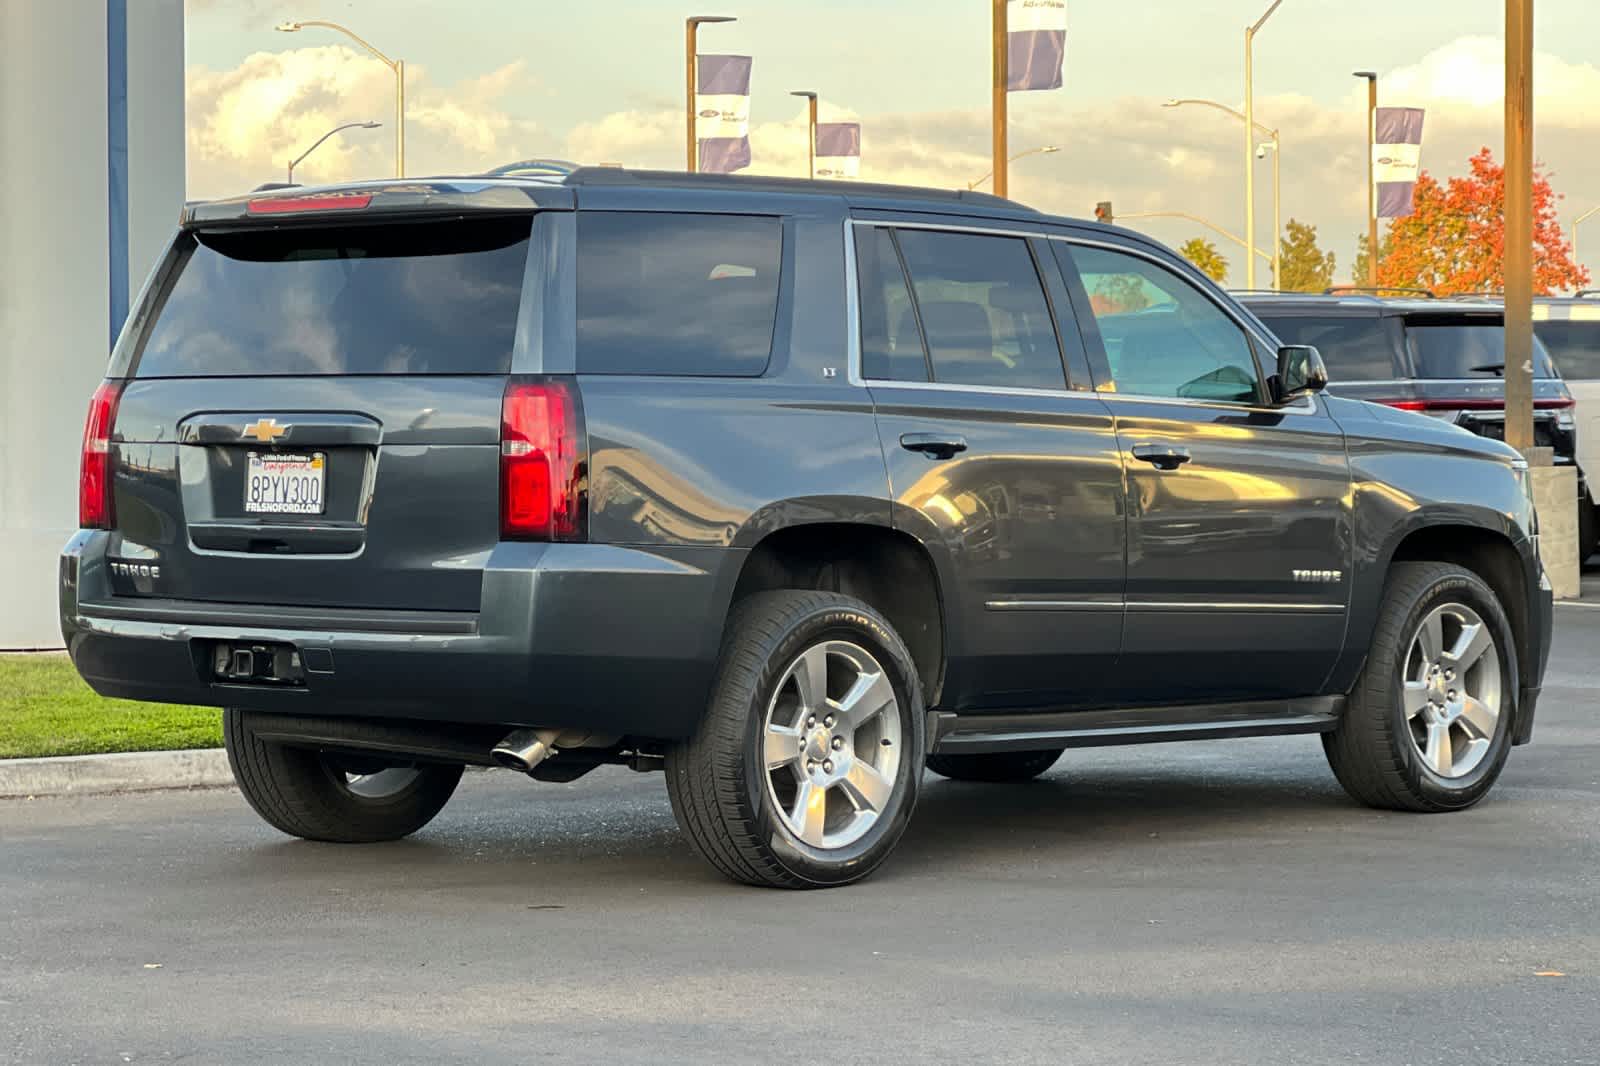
[223,709,464,843]
[666,591,925,889]
[926,748,1063,782]
[1323,562,1517,813]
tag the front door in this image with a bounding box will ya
[1055,238,1352,704]
[853,221,1126,710]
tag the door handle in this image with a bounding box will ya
[1131,444,1192,471]
[900,433,968,460]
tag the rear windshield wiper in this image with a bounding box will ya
[1469,363,1506,375]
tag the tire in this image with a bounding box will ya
[1323,562,1518,813]
[926,748,1063,783]
[223,709,464,843]
[665,590,925,889]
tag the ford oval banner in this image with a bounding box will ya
[815,122,861,180]
[1008,0,1067,92]
[696,53,753,173]
[1375,107,1426,218]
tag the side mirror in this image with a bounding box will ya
[1275,345,1328,402]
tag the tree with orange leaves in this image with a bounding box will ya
[1374,147,1589,296]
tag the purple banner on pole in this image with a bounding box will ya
[699,138,752,174]
[1374,106,1425,218]
[1007,0,1067,92]
[695,54,753,174]
[815,122,860,179]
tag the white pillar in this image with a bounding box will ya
[0,1,184,648]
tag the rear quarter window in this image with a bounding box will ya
[135,218,531,377]
[1253,314,1400,381]
[576,212,782,376]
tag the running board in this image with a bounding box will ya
[927,696,1344,754]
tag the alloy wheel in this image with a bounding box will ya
[761,640,903,850]
[1401,602,1501,779]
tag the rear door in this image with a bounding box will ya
[854,218,1126,711]
[106,212,541,610]
[1056,237,1352,704]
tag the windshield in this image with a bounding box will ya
[134,218,532,377]
[1253,315,1399,381]
[1407,324,1558,379]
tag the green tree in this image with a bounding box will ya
[1350,233,1394,288]
[1179,237,1228,283]
[1278,219,1337,292]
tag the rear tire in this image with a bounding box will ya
[223,709,464,843]
[926,748,1063,783]
[666,591,925,889]
[1323,562,1517,813]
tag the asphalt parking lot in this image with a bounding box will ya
[4,602,1598,1065]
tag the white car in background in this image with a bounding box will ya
[1535,292,1600,562]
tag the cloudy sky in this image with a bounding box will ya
[185,0,1600,286]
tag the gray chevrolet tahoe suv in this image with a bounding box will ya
[63,170,1553,888]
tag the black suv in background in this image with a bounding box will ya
[63,171,1552,888]
[1240,293,1586,557]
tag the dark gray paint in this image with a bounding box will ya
[62,172,1552,750]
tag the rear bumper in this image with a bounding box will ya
[60,532,742,740]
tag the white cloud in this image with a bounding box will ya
[185,46,539,194]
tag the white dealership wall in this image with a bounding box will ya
[0,1,185,647]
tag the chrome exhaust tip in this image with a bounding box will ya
[491,728,562,773]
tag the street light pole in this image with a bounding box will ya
[967,145,1059,191]
[1243,0,1285,291]
[992,0,1009,198]
[1164,100,1281,289]
[286,120,381,183]
[1119,211,1276,273]
[1505,0,1535,455]
[1354,72,1379,287]
[790,91,818,179]
[1575,205,1600,271]
[276,21,404,177]
[685,15,737,173]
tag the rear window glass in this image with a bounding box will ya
[1534,318,1600,380]
[136,218,531,377]
[1254,315,1399,381]
[1407,324,1558,379]
[576,212,782,376]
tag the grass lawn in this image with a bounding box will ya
[0,653,220,759]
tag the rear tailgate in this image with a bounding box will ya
[104,210,536,612]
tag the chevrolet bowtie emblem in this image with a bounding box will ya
[242,418,289,443]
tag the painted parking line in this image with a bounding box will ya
[1555,600,1600,609]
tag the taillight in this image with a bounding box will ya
[246,193,373,214]
[79,380,124,529]
[500,377,585,541]
[1375,397,1575,413]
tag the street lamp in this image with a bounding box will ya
[968,145,1059,191]
[1164,99,1281,290]
[1354,71,1379,287]
[1575,206,1600,274]
[286,121,381,183]
[1118,211,1276,275]
[1243,0,1286,289]
[276,21,404,178]
[790,90,818,179]
[685,15,736,173]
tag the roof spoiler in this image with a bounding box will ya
[1323,286,1437,298]
[182,178,572,228]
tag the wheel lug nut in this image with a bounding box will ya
[823,760,834,773]
[1448,690,1457,701]
[831,736,844,750]
[824,715,835,728]
[806,760,816,772]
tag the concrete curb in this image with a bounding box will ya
[0,748,232,798]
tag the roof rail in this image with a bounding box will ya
[1445,292,1503,301]
[1324,285,1437,298]
[1227,288,1292,296]
[1576,289,1600,299]
[561,166,1028,209]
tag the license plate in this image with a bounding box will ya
[245,452,326,515]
